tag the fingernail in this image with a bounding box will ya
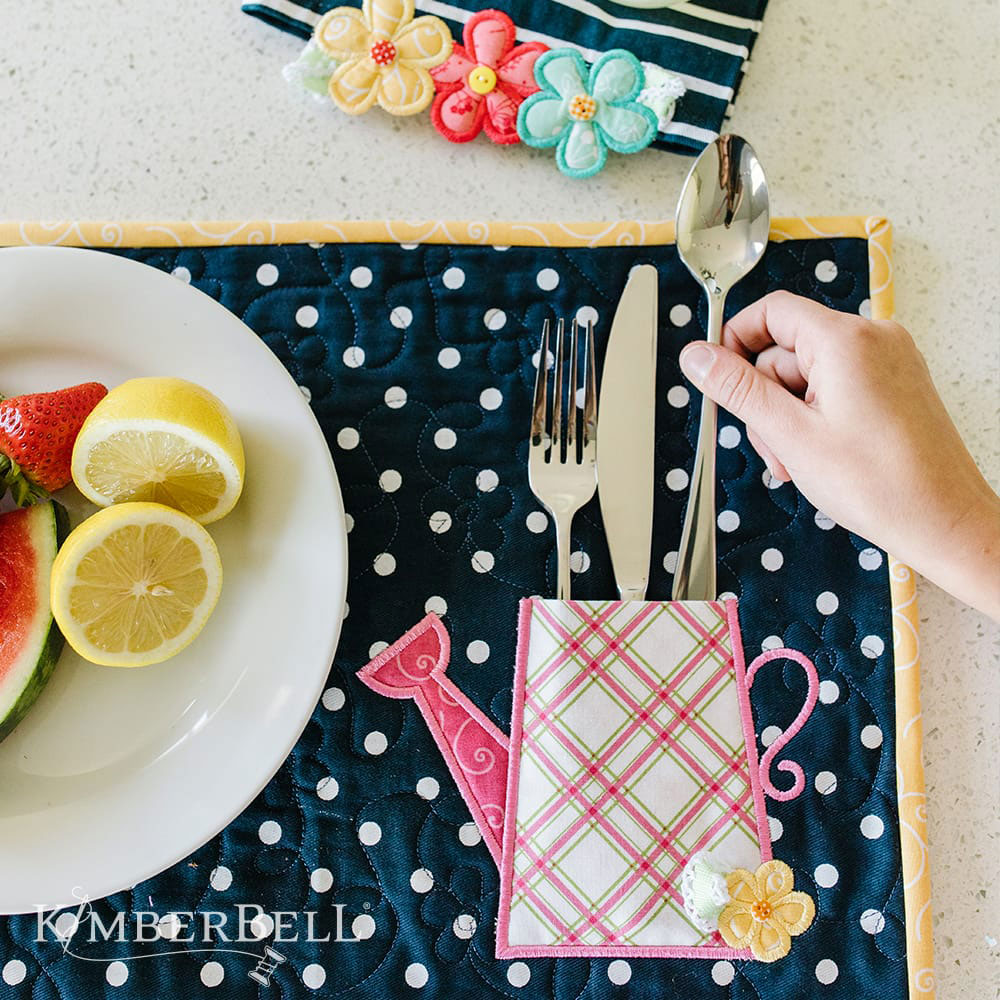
[680,343,715,384]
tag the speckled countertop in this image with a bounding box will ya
[2,0,998,994]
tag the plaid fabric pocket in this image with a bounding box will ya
[497,597,771,958]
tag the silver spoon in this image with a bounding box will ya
[671,134,770,601]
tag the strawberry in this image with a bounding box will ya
[0,382,108,505]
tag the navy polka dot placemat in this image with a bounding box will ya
[1,238,906,998]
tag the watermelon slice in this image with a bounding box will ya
[0,500,68,742]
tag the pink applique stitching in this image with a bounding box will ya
[356,613,509,865]
[726,599,774,861]
[745,645,820,802]
[496,598,533,953]
[429,9,547,145]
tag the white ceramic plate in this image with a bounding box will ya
[0,247,348,914]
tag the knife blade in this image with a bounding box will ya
[596,264,658,601]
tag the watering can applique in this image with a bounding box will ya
[358,598,818,961]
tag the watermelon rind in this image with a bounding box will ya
[0,500,68,743]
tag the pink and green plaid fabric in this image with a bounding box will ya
[506,599,765,949]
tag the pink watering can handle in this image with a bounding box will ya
[745,647,820,802]
[356,614,509,866]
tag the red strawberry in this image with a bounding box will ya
[0,382,108,504]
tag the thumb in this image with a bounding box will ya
[679,341,807,449]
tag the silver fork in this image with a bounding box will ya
[528,317,598,599]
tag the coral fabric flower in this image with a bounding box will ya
[430,10,547,144]
[314,0,452,117]
[717,860,815,963]
[517,49,658,178]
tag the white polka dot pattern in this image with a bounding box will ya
[669,303,692,326]
[2,960,27,986]
[93,241,902,997]
[258,820,281,844]
[815,958,839,984]
[818,679,840,704]
[106,962,129,987]
[815,260,838,283]
[296,305,319,328]
[459,822,481,846]
[405,962,429,987]
[303,964,326,989]
[351,266,372,288]
[416,776,440,799]
[536,268,559,290]
[410,868,434,893]
[666,468,689,491]
[506,962,530,987]
[442,267,465,289]
[359,821,382,845]
[667,385,689,408]
[607,960,631,985]
[256,263,278,285]
[814,863,839,887]
[711,960,735,985]
[438,347,461,369]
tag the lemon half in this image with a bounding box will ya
[51,502,223,667]
[71,377,245,524]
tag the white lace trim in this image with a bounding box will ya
[638,62,687,131]
[283,38,338,105]
[681,851,731,933]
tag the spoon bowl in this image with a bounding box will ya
[672,135,770,601]
[676,134,770,297]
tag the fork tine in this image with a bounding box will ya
[583,320,597,446]
[530,319,550,445]
[567,319,579,459]
[552,318,565,460]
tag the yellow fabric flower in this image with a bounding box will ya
[315,0,452,116]
[717,860,815,963]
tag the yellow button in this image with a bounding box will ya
[468,65,497,95]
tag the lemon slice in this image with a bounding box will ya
[71,377,245,524]
[51,502,223,667]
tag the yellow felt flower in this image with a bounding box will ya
[315,0,452,116]
[717,860,815,963]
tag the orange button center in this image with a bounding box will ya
[568,94,597,121]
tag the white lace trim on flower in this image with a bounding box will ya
[681,851,731,933]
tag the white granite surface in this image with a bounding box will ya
[1,0,998,993]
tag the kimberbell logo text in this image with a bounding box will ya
[36,889,365,987]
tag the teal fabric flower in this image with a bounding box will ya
[516,49,658,179]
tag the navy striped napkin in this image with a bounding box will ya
[241,0,767,154]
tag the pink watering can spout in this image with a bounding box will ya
[358,613,450,698]
[357,614,510,866]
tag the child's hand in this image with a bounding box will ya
[679,291,1000,618]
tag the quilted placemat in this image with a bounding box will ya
[242,0,767,154]
[0,218,932,999]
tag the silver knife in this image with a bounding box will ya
[596,264,658,601]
